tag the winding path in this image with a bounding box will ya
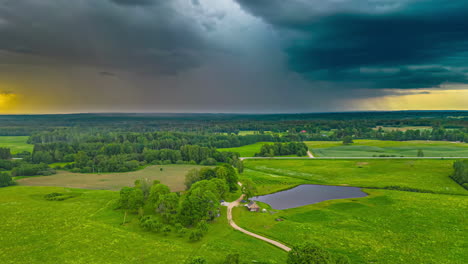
[227,183,291,252]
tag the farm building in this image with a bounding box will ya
[246,201,260,212]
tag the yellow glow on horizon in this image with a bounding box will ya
[351,88,468,111]
[0,92,18,113]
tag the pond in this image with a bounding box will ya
[251,184,367,210]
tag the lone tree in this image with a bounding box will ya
[417,149,424,157]
[342,136,354,145]
[241,178,257,199]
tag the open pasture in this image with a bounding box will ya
[234,189,468,264]
[306,140,468,157]
[0,136,33,154]
[244,159,467,195]
[0,186,286,264]
[16,165,205,192]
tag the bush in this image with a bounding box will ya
[140,216,163,232]
[44,192,79,201]
[0,172,14,187]
[162,225,171,236]
[186,256,206,264]
[223,253,240,264]
[287,242,334,264]
[189,228,204,242]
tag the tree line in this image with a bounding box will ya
[255,142,308,157]
[452,160,468,189]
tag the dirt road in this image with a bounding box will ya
[227,186,291,252]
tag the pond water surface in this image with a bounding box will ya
[251,184,367,210]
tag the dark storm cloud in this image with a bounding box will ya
[235,0,468,89]
[111,0,154,6]
[0,0,209,74]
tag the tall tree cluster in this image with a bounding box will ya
[255,142,308,157]
[118,164,239,240]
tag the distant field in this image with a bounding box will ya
[16,165,206,192]
[306,140,468,157]
[218,142,268,157]
[244,159,467,195]
[0,136,33,154]
[0,186,286,264]
[234,189,468,264]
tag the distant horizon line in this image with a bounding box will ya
[0,110,467,116]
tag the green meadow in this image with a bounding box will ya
[0,136,33,154]
[306,140,468,157]
[0,186,286,264]
[244,159,466,194]
[234,189,467,264]
[238,159,468,264]
[218,142,268,157]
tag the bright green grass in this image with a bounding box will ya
[234,189,468,264]
[244,159,467,195]
[240,169,308,196]
[218,142,269,157]
[0,186,286,264]
[306,140,468,157]
[218,142,306,157]
[0,136,33,154]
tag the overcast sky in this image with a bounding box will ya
[0,0,467,113]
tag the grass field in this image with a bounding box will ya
[0,136,33,154]
[0,186,286,264]
[16,165,207,192]
[218,142,268,157]
[238,159,468,263]
[244,159,466,195]
[234,189,468,264]
[218,142,307,157]
[306,140,468,157]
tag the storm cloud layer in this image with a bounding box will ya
[0,0,467,113]
[235,0,468,89]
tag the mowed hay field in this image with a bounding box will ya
[16,165,206,192]
[244,159,467,194]
[239,159,468,263]
[306,140,468,157]
[0,186,286,264]
[0,136,33,154]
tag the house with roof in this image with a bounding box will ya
[245,201,260,212]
